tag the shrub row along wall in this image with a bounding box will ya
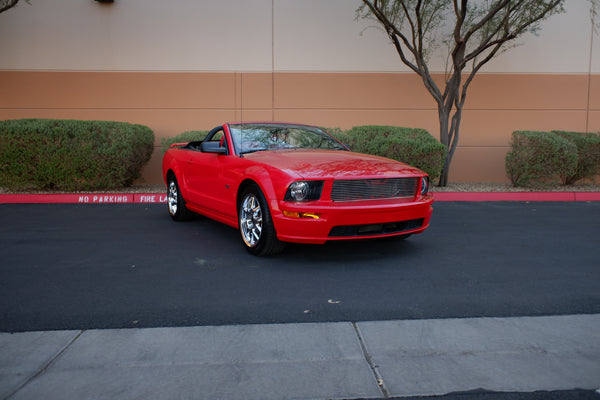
[161,131,208,155]
[2,71,599,184]
[0,119,154,191]
[330,126,446,181]
[163,125,446,181]
[505,130,600,187]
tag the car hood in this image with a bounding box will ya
[244,149,425,179]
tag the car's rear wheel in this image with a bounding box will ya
[238,184,285,256]
[167,175,192,221]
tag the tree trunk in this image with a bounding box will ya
[437,103,463,187]
[438,106,452,187]
[439,158,451,187]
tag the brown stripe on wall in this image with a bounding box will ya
[1,71,598,184]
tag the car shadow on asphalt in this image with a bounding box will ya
[174,211,429,267]
[275,236,424,264]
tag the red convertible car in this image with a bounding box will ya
[162,123,433,256]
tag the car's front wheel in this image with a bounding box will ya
[238,184,285,256]
[167,175,192,221]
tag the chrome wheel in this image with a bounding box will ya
[168,180,178,216]
[166,175,192,221]
[240,193,263,247]
[238,184,285,256]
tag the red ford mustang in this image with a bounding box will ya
[162,122,433,256]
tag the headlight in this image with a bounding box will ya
[284,181,324,201]
[289,181,309,200]
[420,177,429,195]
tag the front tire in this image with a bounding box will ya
[167,175,193,221]
[238,184,285,256]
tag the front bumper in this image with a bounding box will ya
[272,195,434,244]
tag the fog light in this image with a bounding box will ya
[283,210,320,219]
[299,212,320,219]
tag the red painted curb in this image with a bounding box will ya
[573,192,600,201]
[1,192,599,204]
[0,193,167,204]
[133,193,168,204]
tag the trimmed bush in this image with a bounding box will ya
[332,126,446,180]
[552,130,600,185]
[161,130,208,154]
[505,130,577,187]
[0,119,154,191]
[321,127,348,143]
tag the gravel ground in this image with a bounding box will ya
[2,182,600,194]
[430,182,600,192]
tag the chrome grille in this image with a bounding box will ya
[330,178,419,202]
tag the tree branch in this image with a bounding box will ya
[363,1,419,72]
[362,0,443,103]
[0,0,20,14]
[463,0,563,65]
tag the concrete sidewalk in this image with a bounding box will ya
[1,314,599,400]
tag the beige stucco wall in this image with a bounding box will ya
[0,0,597,73]
[0,0,598,183]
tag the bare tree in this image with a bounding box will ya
[358,0,597,186]
[0,0,21,14]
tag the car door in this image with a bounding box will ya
[185,127,235,219]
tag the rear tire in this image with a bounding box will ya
[238,184,286,256]
[167,175,193,221]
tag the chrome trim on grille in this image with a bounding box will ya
[330,178,419,202]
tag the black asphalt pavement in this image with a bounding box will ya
[1,201,599,332]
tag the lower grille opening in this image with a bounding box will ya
[328,218,424,238]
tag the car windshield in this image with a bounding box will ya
[229,123,347,155]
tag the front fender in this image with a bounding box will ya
[239,164,298,215]
[162,150,191,199]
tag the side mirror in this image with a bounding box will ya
[201,142,227,154]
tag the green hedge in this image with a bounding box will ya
[552,130,600,185]
[160,130,208,154]
[505,131,578,187]
[328,126,446,180]
[0,119,154,191]
[162,125,446,180]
